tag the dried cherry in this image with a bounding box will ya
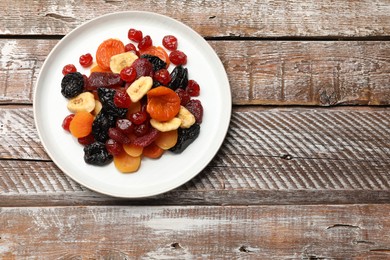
[62,64,77,75]
[162,35,178,51]
[169,50,187,65]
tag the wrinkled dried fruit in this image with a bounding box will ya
[87,72,123,90]
[140,54,167,72]
[98,88,128,118]
[169,123,200,153]
[84,141,113,166]
[61,72,84,98]
[92,110,116,142]
[185,99,203,124]
[133,128,160,147]
[168,65,188,91]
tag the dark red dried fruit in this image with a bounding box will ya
[185,99,203,124]
[131,58,153,78]
[87,72,124,90]
[62,114,75,131]
[116,119,134,135]
[78,134,95,146]
[129,111,148,125]
[175,88,190,106]
[169,50,187,65]
[105,138,123,156]
[108,127,131,144]
[114,90,131,108]
[120,66,137,83]
[62,64,77,75]
[79,53,93,67]
[124,43,137,52]
[162,35,178,51]
[138,35,152,51]
[154,69,171,86]
[133,128,159,147]
[133,122,150,137]
[186,80,200,96]
[128,29,143,42]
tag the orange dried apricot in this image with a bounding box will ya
[146,86,181,122]
[69,111,94,138]
[96,39,125,71]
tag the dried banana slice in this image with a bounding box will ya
[109,51,138,74]
[177,106,196,128]
[67,92,95,113]
[150,118,182,132]
[126,76,153,102]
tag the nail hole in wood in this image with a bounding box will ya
[281,154,293,160]
[171,242,182,249]
[239,245,251,253]
[209,15,216,19]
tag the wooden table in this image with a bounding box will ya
[1,1,390,258]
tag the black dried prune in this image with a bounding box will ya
[140,54,167,72]
[61,72,84,98]
[92,110,116,143]
[84,141,113,166]
[168,65,188,91]
[169,124,200,154]
[97,88,128,118]
[87,72,123,90]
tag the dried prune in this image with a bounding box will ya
[61,72,84,98]
[169,124,200,153]
[97,88,128,118]
[168,65,188,91]
[140,54,167,72]
[84,141,113,166]
[87,72,123,90]
[92,110,116,142]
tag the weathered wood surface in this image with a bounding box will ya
[1,205,390,259]
[1,106,389,205]
[1,0,390,38]
[1,39,390,106]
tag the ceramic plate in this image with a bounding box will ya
[34,11,231,198]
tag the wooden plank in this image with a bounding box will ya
[1,0,390,37]
[1,106,389,205]
[1,39,390,105]
[1,205,390,258]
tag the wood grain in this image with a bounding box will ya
[1,106,389,205]
[1,39,390,105]
[1,0,390,37]
[1,205,390,258]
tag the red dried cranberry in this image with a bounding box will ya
[114,90,131,108]
[120,66,137,83]
[185,99,203,124]
[134,122,150,137]
[186,80,200,96]
[116,119,134,135]
[62,114,75,131]
[133,128,159,147]
[138,35,152,51]
[105,139,123,156]
[108,127,131,144]
[162,35,178,51]
[169,50,187,65]
[124,43,137,52]
[128,29,143,42]
[175,88,191,106]
[131,58,153,78]
[130,111,148,125]
[62,64,77,75]
[154,69,171,86]
[79,53,93,67]
[78,134,95,146]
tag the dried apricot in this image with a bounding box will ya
[69,111,95,138]
[155,129,178,150]
[147,86,181,121]
[113,151,141,173]
[143,142,164,159]
[96,39,125,71]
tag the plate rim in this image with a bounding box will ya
[33,11,232,198]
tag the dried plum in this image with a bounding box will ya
[169,124,200,153]
[87,72,123,90]
[61,72,84,98]
[168,65,188,91]
[140,54,167,72]
[97,88,128,118]
[92,110,116,143]
[84,141,113,166]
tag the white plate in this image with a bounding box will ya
[34,11,231,198]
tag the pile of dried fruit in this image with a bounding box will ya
[61,29,203,173]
